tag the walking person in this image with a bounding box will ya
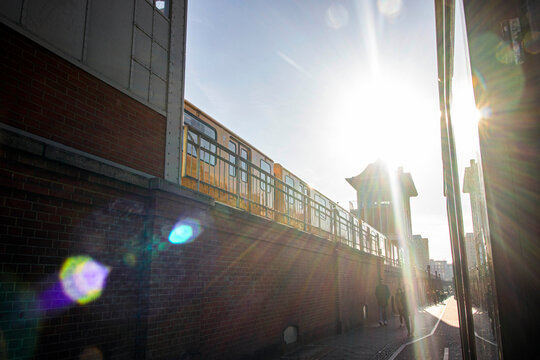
[396,286,405,328]
[375,278,390,326]
[396,286,414,336]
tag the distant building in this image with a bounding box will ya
[465,232,478,269]
[429,259,453,281]
[411,235,430,272]
[445,263,454,281]
[346,160,418,265]
[463,159,489,268]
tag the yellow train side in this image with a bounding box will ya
[182,100,275,219]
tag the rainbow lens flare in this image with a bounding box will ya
[168,218,201,244]
[59,256,110,305]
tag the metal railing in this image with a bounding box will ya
[181,125,400,267]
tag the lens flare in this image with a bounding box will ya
[377,0,403,19]
[79,346,103,360]
[326,4,349,29]
[523,31,540,54]
[123,252,137,267]
[60,256,110,305]
[168,218,201,244]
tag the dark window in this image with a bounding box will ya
[184,111,217,165]
[260,160,272,192]
[240,149,248,182]
[229,141,237,177]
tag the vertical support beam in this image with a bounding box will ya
[164,0,188,183]
[462,0,540,358]
[434,0,477,358]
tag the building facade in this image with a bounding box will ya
[346,160,418,266]
[1,0,187,183]
[411,235,430,272]
[429,259,453,282]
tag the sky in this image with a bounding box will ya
[184,0,481,263]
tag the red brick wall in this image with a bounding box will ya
[147,193,340,359]
[0,141,149,359]
[0,24,166,178]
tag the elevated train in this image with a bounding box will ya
[181,100,397,266]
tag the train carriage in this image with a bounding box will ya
[181,101,275,219]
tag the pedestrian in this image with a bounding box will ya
[396,286,405,327]
[396,287,414,336]
[375,278,390,326]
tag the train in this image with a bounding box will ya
[181,100,397,266]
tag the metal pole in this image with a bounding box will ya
[434,0,477,358]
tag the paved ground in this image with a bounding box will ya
[394,298,461,360]
[275,298,497,360]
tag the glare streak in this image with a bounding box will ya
[277,51,311,77]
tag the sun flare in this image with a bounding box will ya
[328,72,439,170]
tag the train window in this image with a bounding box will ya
[298,183,308,210]
[285,176,295,204]
[229,141,237,177]
[184,111,217,165]
[240,149,248,182]
[338,208,349,238]
[184,111,217,139]
[314,194,327,220]
[260,160,272,192]
[200,138,216,165]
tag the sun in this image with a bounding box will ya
[328,71,440,170]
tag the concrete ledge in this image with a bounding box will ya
[0,127,44,156]
[0,125,154,187]
[149,177,215,205]
[44,145,151,188]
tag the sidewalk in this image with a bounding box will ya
[276,302,447,360]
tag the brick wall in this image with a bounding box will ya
[0,135,150,359]
[145,190,340,359]
[0,24,166,178]
[1,130,406,359]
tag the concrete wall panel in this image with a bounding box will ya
[135,0,153,35]
[0,0,23,23]
[85,0,134,88]
[24,0,87,59]
[153,11,169,49]
[131,60,150,100]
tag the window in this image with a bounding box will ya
[229,141,237,177]
[184,111,217,165]
[338,208,349,237]
[299,183,308,210]
[314,194,327,220]
[153,0,169,17]
[260,160,272,192]
[285,176,295,204]
[240,149,248,182]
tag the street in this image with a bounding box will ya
[279,298,477,360]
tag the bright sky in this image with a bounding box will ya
[184,0,481,263]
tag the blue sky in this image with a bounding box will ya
[184,0,480,263]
